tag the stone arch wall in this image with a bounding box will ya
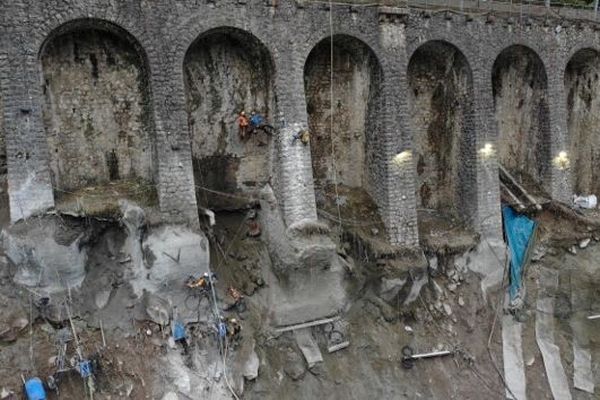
[492,44,550,185]
[183,27,277,208]
[39,19,157,197]
[565,47,600,195]
[301,26,384,71]
[20,7,199,226]
[408,40,476,220]
[404,28,491,233]
[7,0,600,243]
[304,34,383,192]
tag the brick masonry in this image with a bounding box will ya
[0,0,597,246]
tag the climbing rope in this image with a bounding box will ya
[328,0,343,233]
[222,335,240,400]
[201,211,249,400]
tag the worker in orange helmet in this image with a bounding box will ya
[237,111,249,140]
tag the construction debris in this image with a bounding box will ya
[294,328,323,368]
[401,345,453,369]
[0,177,599,399]
[327,341,350,353]
[573,194,597,209]
[579,238,591,249]
[275,316,340,333]
[0,388,16,400]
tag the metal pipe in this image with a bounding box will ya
[406,350,452,360]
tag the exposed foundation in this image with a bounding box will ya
[41,29,156,198]
[304,35,381,191]
[184,28,276,210]
[565,49,600,196]
[408,41,474,217]
[492,45,550,183]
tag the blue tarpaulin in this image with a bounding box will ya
[502,206,537,300]
[172,321,186,341]
[24,377,47,400]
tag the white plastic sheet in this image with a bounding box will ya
[502,314,527,400]
[536,268,572,400]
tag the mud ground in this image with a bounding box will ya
[2,201,600,399]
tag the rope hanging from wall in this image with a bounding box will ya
[328,0,343,233]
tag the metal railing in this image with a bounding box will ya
[314,0,600,21]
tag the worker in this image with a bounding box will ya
[186,272,217,290]
[237,111,249,140]
[249,111,263,133]
[217,317,228,351]
[34,297,51,321]
[224,286,245,312]
[249,111,275,136]
[227,318,242,344]
[172,320,188,353]
[246,209,261,237]
[291,129,310,145]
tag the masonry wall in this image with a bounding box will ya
[565,49,600,196]
[41,29,155,193]
[493,45,550,184]
[408,41,473,215]
[4,0,600,245]
[304,36,381,191]
[184,28,276,209]
[0,93,4,173]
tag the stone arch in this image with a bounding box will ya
[302,29,385,69]
[565,47,600,195]
[39,19,157,206]
[408,40,476,222]
[183,27,276,209]
[38,19,151,64]
[492,44,550,185]
[303,34,383,213]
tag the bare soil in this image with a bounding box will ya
[2,200,600,399]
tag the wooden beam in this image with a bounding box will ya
[499,164,542,211]
[500,181,526,210]
[328,341,350,353]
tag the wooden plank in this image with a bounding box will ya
[328,341,350,353]
[275,316,339,333]
[500,181,526,210]
[499,164,542,210]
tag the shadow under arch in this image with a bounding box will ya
[565,47,600,195]
[38,18,151,65]
[492,44,550,186]
[39,18,158,208]
[183,26,277,210]
[303,34,384,224]
[408,39,477,231]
